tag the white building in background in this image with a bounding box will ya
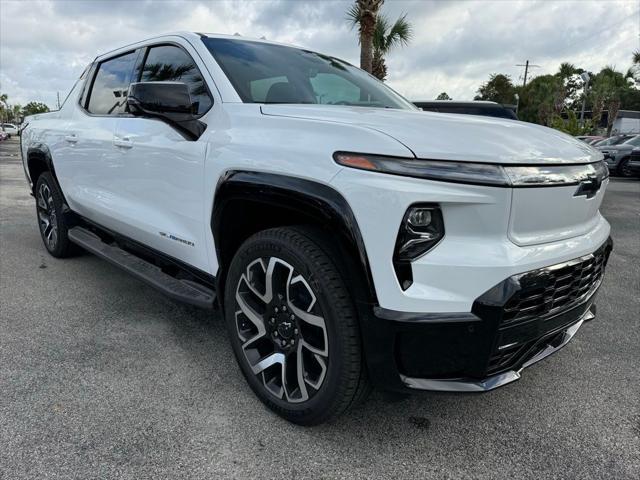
[612,110,640,134]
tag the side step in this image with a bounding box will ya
[68,227,216,309]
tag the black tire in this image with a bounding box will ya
[617,157,633,177]
[35,172,77,258]
[224,227,370,425]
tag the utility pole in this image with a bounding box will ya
[516,60,540,87]
[579,72,590,128]
[56,92,61,110]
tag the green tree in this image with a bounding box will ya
[475,57,640,133]
[556,62,588,110]
[631,51,640,84]
[436,92,451,100]
[347,0,384,74]
[619,84,640,111]
[370,13,412,81]
[474,74,516,104]
[10,104,22,122]
[589,67,630,135]
[517,74,565,125]
[557,62,578,79]
[22,101,50,116]
[550,110,592,136]
[0,93,8,124]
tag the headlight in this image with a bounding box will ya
[333,152,608,187]
[333,152,509,186]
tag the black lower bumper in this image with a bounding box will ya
[361,237,613,393]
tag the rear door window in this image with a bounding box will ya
[141,45,212,116]
[87,52,138,115]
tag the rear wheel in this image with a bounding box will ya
[224,227,369,425]
[35,172,77,258]
[617,157,633,177]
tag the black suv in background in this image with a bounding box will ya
[628,147,640,177]
[413,100,518,120]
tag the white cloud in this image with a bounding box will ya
[0,0,638,107]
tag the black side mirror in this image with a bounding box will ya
[127,82,194,119]
[127,82,206,140]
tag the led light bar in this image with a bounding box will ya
[333,152,608,188]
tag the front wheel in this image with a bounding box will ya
[224,227,370,425]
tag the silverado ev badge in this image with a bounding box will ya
[573,174,603,199]
[159,231,195,247]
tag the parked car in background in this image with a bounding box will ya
[627,147,640,178]
[576,135,605,145]
[413,100,518,120]
[0,123,19,137]
[598,134,640,176]
[593,134,635,148]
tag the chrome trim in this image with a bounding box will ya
[504,161,609,187]
[334,152,608,188]
[399,308,593,393]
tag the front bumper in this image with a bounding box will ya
[362,237,613,393]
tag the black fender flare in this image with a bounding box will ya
[26,143,70,209]
[26,143,55,186]
[211,170,378,307]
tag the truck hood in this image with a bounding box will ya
[261,105,601,165]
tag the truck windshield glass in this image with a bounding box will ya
[202,37,415,110]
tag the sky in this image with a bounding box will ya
[0,0,638,108]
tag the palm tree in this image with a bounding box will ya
[0,93,8,126]
[11,104,22,123]
[632,51,640,84]
[347,0,384,74]
[557,62,577,79]
[371,14,412,81]
[590,66,628,135]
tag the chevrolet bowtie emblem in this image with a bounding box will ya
[573,175,602,199]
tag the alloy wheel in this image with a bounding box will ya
[234,256,328,403]
[37,182,58,250]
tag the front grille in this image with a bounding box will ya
[501,242,610,326]
[486,329,566,375]
[487,341,535,374]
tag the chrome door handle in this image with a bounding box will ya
[64,134,78,143]
[113,137,133,149]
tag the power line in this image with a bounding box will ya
[516,60,540,87]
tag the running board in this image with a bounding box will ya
[68,227,216,309]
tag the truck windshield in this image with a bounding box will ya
[202,37,415,110]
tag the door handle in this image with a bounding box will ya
[113,137,133,149]
[64,134,78,143]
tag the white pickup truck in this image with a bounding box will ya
[21,32,612,425]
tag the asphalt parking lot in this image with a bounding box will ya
[0,136,638,479]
